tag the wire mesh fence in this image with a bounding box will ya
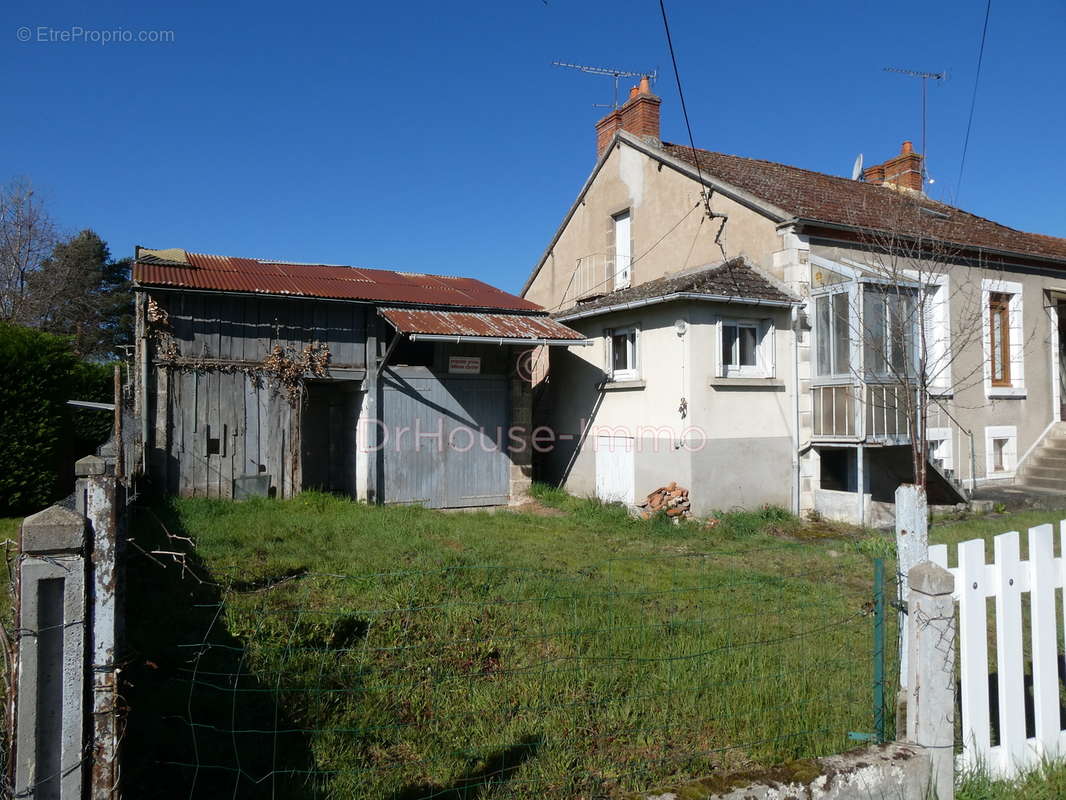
[122,502,898,799]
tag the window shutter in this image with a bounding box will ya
[633,325,640,378]
[714,318,725,378]
[1008,291,1024,389]
[762,319,776,378]
[604,328,613,378]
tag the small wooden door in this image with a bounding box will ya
[595,435,635,505]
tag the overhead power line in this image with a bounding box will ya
[956,0,993,202]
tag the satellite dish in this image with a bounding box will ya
[851,153,864,181]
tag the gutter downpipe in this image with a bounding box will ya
[791,305,801,515]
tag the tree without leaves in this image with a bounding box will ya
[0,177,58,321]
[833,191,1016,492]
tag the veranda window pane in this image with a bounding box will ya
[815,296,831,375]
[888,293,915,376]
[832,292,850,374]
[863,289,887,375]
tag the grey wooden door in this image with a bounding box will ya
[380,372,509,507]
[441,376,510,508]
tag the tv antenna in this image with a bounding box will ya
[884,66,947,183]
[552,61,657,108]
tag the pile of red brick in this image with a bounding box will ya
[638,482,690,519]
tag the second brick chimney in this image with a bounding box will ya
[595,76,661,158]
[862,141,924,192]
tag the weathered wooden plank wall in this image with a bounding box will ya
[148,291,368,498]
[160,292,367,367]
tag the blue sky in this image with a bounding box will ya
[3,0,1064,294]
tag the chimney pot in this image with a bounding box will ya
[594,77,662,158]
[863,141,923,192]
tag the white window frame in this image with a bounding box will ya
[606,325,639,382]
[984,424,1018,477]
[613,211,631,290]
[716,317,775,379]
[926,426,953,473]
[921,275,952,395]
[981,278,1025,398]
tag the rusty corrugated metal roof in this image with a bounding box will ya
[379,308,586,341]
[133,248,541,311]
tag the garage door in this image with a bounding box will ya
[380,372,510,508]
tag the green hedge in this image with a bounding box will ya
[0,323,114,515]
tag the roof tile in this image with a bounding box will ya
[662,143,1066,264]
[556,258,795,317]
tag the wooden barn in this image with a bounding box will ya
[130,247,588,507]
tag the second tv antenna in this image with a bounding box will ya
[553,61,657,108]
[884,66,947,183]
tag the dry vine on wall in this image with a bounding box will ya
[146,297,332,405]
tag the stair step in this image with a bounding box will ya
[1040,438,1066,451]
[1031,452,1066,468]
[1024,475,1066,492]
[1023,466,1066,481]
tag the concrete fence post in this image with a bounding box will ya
[896,484,929,690]
[906,561,956,800]
[78,458,122,800]
[15,505,88,800]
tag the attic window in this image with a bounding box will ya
[919,207,951,220]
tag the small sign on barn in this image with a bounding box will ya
[448,356,481,374]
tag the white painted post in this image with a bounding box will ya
[895,484,929,691]
[955,538,992,771]
[993,531,1026,774]
[907,561,956,800]
[1028,524,1060,763]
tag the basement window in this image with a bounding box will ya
[984,425,1017,475]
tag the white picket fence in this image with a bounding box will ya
[929,522,1066,778]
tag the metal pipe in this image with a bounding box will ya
[791,305,801,514]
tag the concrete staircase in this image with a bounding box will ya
[1017,425,1066,492]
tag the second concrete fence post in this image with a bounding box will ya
[906,561,957,800]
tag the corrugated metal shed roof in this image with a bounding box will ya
[379,308,586,342]
[133,248,541,311]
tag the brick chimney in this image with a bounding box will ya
[862,140,924,192]
[595,76,661,158]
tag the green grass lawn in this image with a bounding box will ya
[113,493,1066,799]
[122,491,891,799]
